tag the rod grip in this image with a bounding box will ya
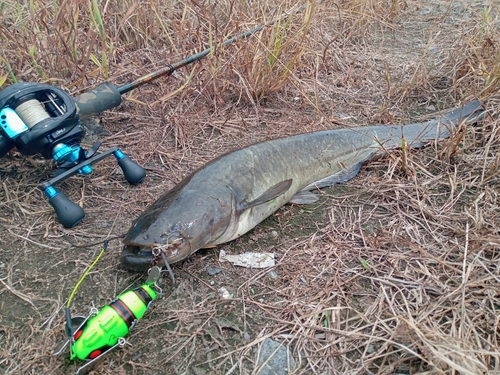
[74,82,122,119]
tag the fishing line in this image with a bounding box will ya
[66,240,109,308]
[13,90,69,128]
[15,99,51,127]
[65,240,109,338]
[70,238,125,250]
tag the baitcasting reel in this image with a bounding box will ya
[0,82,146,228]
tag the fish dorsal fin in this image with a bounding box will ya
[241,179,293,209]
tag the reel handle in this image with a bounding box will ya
[114,150,146,184]
[40,147,145,227]
[45,187,85,228]
[74,82,122,119]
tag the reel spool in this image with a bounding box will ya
[0,82,146,228]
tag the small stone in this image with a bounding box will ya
[210,280,214,286]
[268,270,278,279]
[366,343,381,354]
[420,6,433,16]
[271,230,278,238]
[121,193,128,200]
[257,338,296,375]
[132,351,143,361]
[101,222,109,228]
[206,265,222,276]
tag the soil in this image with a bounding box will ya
[0,1,499,375]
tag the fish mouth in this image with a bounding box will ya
[120,245,154,271]
[121,236,193,271]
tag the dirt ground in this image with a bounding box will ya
[1,0,499,374]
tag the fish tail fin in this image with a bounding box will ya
[400,100,485,148]
[369,100,486,150]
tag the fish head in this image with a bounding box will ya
[121,184,235,271]
[122,221,193,269]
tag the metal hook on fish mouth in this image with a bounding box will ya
[152,246,176,284]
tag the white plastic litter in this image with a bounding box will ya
[218,287,231,299]
[219,250,275,268]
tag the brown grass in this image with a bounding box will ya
[0,0,499,374]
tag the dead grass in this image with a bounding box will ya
[0,0,500,374]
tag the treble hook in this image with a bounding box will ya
[152,247,176,284]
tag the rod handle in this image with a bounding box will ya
[74,82,122,119]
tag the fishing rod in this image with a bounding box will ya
[68,22,275,120]
[0,9,298,228]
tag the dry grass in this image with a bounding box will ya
[0,0,500,374]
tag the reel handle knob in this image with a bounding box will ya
[114,150,146,184]
[44,186,85,228]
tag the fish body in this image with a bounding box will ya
[122,101,484,270]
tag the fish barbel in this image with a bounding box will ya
[121,101,484,271]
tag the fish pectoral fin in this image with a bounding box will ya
[241,179,293,209]
[302,161,363,191]
[289,190,319,205]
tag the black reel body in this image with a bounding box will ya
[0,82,146,228]
[0,82,83,158]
